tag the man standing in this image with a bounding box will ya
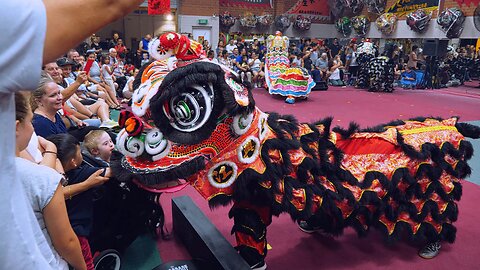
[139,34,152,58]
[109,48,127,95]
[329,38,342,57]
[115,38,128,55]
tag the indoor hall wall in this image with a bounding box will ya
[178,15,220,49]
[177,0,479,39]
[93,0,179,49]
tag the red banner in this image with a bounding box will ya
[220,0,272,9]
[148,0,170,15]
[454,0,480,6]
[286,0,330,23]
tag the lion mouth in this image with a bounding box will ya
[118,154,206,187]
[133,178,189,193]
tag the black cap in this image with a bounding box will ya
[56,57,76,67]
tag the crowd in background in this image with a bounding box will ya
[73,32,480,91]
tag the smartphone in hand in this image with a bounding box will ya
[84,59,94,74]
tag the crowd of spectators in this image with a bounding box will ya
[76,33,479,92]
[207,36,368,88]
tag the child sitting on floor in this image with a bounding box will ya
[83,130,115,167]
[400,65,417,89]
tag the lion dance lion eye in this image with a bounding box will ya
[163,83,214,132]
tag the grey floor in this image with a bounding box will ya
[466,121,480,185]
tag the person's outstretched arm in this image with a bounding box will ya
[43,0,143,63]
[43,183,87,270]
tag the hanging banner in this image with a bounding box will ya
[386,0,439,17]
[219,0,273,9]
[285,0,330,24]
[148,0,170,15]
[454,0,480,6]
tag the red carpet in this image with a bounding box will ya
[157,85,480,270]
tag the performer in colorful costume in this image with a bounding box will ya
[264,31,315,104]
[112,32,480,269]
[356,39,395,92]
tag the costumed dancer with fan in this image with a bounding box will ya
[264,31,315,104]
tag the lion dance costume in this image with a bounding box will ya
[356,40,395,92]
[113,32,480,269]
[264,31,315,104]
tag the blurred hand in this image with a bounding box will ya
[85,169,109,188]
[76,120,88,128]
[37,136,57,153]
[76,71,88,84]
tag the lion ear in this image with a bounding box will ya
[221,72,255,114]
[148,37,175,61]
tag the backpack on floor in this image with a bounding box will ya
[312,80,328,91]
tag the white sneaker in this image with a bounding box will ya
[100,119,119,129]
[251,261,267,270]
[418,241,441,259]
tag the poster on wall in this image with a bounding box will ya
[285,0,330,24]
[386,0,440,17]
[219,0,273,9]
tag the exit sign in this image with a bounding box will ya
[198,19,208,25]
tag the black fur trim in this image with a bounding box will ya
[111,155,205,185]
[332,122,360,139]
[456,122,480,139]
[208,194,233,209]
[459,140,474,160]
[229,208,266,241]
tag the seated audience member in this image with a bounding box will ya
[218,50,233,69]
[48,133,111,270]
[90,35,102,55]
[207,50,219,64]
[400,66,417,89]
[100,54,122,109]
[236,55,252,84]
[67,49,83,67]
[114,38,127,55]
[113,52,128,94]
[44,62,117,128]
[83,130,115,167]
[394,64,405,84]
[57,57,104,104]
[20,131,64,173]
[315,52,330,80]
[31,77,113,141]
[15,92,86,270]
[140,52,150,67]
[291,52,303,67]
[328,55,345,86]
[303,48,323,83]
[248,52,264,88]
[124,60,136,76]
[407,45,418,69]
[122,68,139,101]
[86,51,120,108]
